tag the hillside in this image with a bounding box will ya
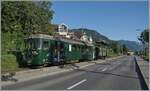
[71,28,111,43]
[118,40,143,51]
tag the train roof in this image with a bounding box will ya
[26,34,55,40]
[58,38,84,45]
[58,37,94,46]
[26,34,94,46]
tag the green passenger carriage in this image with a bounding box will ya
[21,34,95,66]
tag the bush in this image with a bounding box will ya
[1,54,19,73]
[143,55,149,61]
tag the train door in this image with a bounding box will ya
[51,41,64,64]
[52,41,59,64]
[42,40,50,64]
[59,42,65,62]
[95,47,100,59]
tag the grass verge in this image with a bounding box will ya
[143,55,149,61]
[1,54,19,73]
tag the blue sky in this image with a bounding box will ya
[51,1,149,41]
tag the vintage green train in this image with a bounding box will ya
[15,34,108,67]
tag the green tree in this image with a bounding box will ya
[110,41,119,54]
[138,29,149,60]
[2,1,54,34]
[138,29,149,44]
[122,44,128,54]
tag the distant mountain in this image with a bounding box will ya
[118,40,143,51]
[71,28,111,43]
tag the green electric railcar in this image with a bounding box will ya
[22,34,55,66]
[20,34,95,66]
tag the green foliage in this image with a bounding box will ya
[139,29,149,43]
[2,1,54,34]
[1,54,18,73]
[134,51,138,55]
[110,42,119,54]
[118,40,143,52]
[138,29,149,57]
[2,30,26,55]
[122,44,128,54]
[143,55,149,61]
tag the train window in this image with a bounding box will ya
[25,38,41,50]
[77,45,80,51]
[80,46,83,51]
[51,43,54,50]
[59,43,64,52]
[78,46,80,51]
[72,45,75,51]
[60,43,64,49]
[76,45,79,51]
[74,45,77,51]
[74,45,76,51]
[43,41,49,50]
[81,46,84,52]
[89,47,92,51]
[69,44,72,51]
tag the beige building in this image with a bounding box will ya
[127,51,134,55]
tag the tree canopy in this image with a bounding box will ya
[122,44,128,54]
[138,29,149,44]
[110,41,119,54]
[2,1,54,34]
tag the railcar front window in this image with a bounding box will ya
[25,39,41,50]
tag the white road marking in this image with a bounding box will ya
[67,79,87,90]
[102,67,107,71]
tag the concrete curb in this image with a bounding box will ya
[134,56,149,90]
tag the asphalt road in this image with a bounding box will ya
[2,56,144,90]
